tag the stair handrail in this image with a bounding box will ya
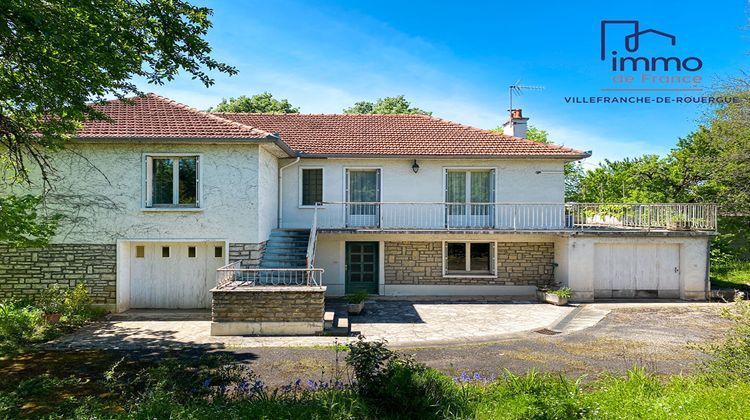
[305,203,320,284]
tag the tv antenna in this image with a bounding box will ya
[508,81,544,119]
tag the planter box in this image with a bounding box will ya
[544,293,568,306]
[44,313,61,324]
[347,302,365,315]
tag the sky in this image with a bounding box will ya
[143,0,750,165]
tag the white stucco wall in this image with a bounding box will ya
[37,142,268,244]
[280,158,566,229]
[559,235,710,301]
[257,145,279,242]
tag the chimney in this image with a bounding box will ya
[502,109,529,138]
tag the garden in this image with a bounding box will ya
[0,284,105,357]
[1,294,749,418]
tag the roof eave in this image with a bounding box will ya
[295,152,591,160]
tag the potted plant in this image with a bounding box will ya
[346,290,368,315]
[667,213,692,231]
[544,287,572,306]
[37,285,66,324]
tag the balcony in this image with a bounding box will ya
[311,202,718,232]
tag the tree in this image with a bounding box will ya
[1,0,235,245]
[343,95,431,115]
[208,92,300,113]
[1,0,236,184]
[0,195,60,247]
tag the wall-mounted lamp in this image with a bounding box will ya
[412,159,420,174]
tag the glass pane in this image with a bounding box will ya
[161,246,170,258]
[214,246,223,258]
[188,246,196,258]
[135,246,145,258]
[302,169,323,206]
[178,158,197,205]
[446,172,466,216]
[152,159,173,205]
[470,243,491,272]
[471,171,492,216]
[446,243,466,271]
[349,171,378,215]
[470,171,491,203]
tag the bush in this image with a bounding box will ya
[702,293,750,381]
[0,284,103,356]
[346,336,470,418]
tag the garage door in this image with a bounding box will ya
[129,242,226,308]
[594,243,680,299]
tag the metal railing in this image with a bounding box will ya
[307,201,717,231]
[305,204,319,270]
[216,264,324,288]
[566,203,718,231]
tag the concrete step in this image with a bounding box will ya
[270,229,310,238]
[259,263,307,269]
[262,254,308,261]
[323,311,335,329]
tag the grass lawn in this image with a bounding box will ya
[711,260,750,290]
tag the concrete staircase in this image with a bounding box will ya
[323,310,351,336]
[260,229,310,269]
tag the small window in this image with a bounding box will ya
[188,246,196,258]
[445,242,494,275]
[135,246,145,258]
[162,246,170,258]
[301,168,323,206]
[147,155,199,208]
[214,246,223,258]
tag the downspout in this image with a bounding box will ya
[278,157,300,228]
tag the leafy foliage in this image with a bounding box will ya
[1,0,235,183]
[208,92,300,113]
[0,284,102,356]
[343,95,431,115]
[0,194,60,247]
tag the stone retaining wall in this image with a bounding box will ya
[384,241,554,286]
[229,242,266,267]
[0,244,117,304]
[210,286,326,335]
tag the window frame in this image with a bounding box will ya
[298,166,325,208]
[442,240,497,278]
[143,153,203,211]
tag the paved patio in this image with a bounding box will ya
[47,300,576,349]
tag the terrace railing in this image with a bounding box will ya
[310,202,717,232]
[216,264,324,289]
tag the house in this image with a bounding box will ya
[0,94,716,322]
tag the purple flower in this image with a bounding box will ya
[202,378,211,387]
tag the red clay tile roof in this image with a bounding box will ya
[216,113,588,159]
[76,94,275,139]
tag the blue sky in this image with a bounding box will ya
[145,0,749,165]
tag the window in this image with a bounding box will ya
[161,246,170,258]
[188,246,196,258]
[135,246,145,258]
[214,246,223,258]
[146,155,199,208]
[301,168,323,206]
[444,242,494,275]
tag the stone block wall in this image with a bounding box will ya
[229,242,266,267]
[384,241,554,286]
[0,244,117,304]
[212,286,325,322]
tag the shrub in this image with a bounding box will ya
[345,289,368,304]
[702,292,750,381]
[0,300,46,354]
[549,287,573,298]
[346,336,470,418]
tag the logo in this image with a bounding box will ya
[600,20,702,72]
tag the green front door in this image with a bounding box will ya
[345,242,379,294]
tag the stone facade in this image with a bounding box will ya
[384,241,554,286]
[0,244,117,304]
[211,286,325,323]
[229,242,266,267]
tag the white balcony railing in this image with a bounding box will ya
[216,263,324,289]
[307,202,717,232]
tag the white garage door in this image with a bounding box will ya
[594,243,680,299]
[129,242,226,308]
